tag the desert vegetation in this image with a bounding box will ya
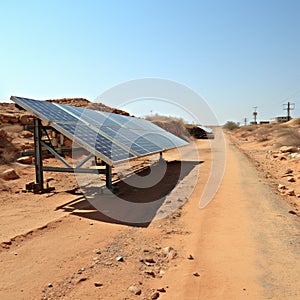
[223,121,240,130]
[146,114,191,141]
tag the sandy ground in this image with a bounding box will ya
[228,121,300,214]
[0,132,300,299]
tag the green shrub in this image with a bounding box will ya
[223,121,239,131]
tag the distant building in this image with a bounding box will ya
[270,116,291,123]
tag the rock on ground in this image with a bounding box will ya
[0,168,20,180]
[16,156,33,164]
[128,285,142,295]
[280,146,298,153]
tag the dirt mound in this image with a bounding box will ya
[286,118,300,127]
[231,122,300,149]
[47,98,90,107]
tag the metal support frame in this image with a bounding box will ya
[31,118,114,191]
[159,151,164,162]
[33,118,44,190]
[42,166,103,174]
[41,141,72,168]
[105,164,112,189]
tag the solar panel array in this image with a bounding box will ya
[11,96,189,165]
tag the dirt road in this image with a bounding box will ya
[159,136,300,299]
[0,136,299,299]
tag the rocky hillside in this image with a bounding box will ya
[230,119,300,148]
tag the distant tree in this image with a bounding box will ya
[223,121,239,130]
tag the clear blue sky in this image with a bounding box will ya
[0,0,299,124]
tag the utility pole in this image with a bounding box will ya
[253,106,258,124]
[283,102,295,121]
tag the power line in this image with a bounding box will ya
[279,89,300,104]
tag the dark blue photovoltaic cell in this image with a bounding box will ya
[109,116,154,131]
[99,126,148,155]
[134,136,162,152]
[14,97,78,123]
[60,104,166,154]
[58,104,85,118]
[162,131,188,146]
[108,113,131,124]
[146,131,188,148]
[142,133,178,149]
[11,96,189,164]
[61,105,121,128]
[56,123,134,161]
[103,113,165,132]
[100,126,163,153]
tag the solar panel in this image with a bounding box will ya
[14,97,79,123]
[59,104,168,154]
[56,123,135,161]
[61,105,121,128]
[11,96,189,165]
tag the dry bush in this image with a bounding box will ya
[146,114,190,141]
[223,121,239,131]
[146,114,185,124]
[255,126,272,135]
[276,128,300,146]
[255,127,272,142]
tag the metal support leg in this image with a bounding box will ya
[34,118,44,190]
[105,164,112,189]
[159,151,163,162]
